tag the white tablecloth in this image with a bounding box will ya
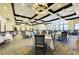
[0,35,5,43]
[5,32,13,41]
[45,37,54,50]
[0,32,13,44]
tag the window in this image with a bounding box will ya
[52,20,59,31]
[52,19,68,31]
[52,23,56,31]
[60,25,63,31]
[59,20,68,31]
[56,26,59,30]
[64,25,68,30]
[75,23,79,30]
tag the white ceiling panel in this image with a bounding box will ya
[15,16,30,23]
[13,3,78,25]
[57,6,75,16]
[50,3,69,11]
[64,15,79,19]
[14,3,35,17]
[42,14,59,21]
[15,16,24,20]
[35,11,50,19]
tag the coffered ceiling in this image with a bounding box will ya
[11,3,79,26]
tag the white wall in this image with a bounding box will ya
[0,3,15,32]
[0,16,5,32]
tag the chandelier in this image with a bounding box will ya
[33,3,48,14]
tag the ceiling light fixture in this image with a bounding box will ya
[21,3,25,6]
[57,5,61,8]
[33,3,48,14]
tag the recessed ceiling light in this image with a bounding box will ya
[21,3,25,6]
[57,5,61,8]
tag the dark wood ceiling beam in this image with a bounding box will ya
[34,18,59,25]
[48,3,72,14]
[15,14,31,19]
[30,21,36,23]
[47,3,54,7]
[48,3,76,19]
[57,12,76,18]
[42,18,59,22]
[15,19,23,21]
[61,13,76,18]
[11,3,16,24]
[35,14,51,20]
[65,16,79,20]
[11,3,16,15]
[12,3,54,24]
[15,14,38,19]
[33,3,54,21]
[35,21,43,24]
[11,3,38,19]
[31,14,38,19]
